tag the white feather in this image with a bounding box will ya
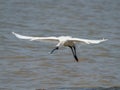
[12,32,108,45]
[12,32,58,41]
[70,37,108,44]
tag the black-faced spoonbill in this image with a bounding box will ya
[12,32,107,62]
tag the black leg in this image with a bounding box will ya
[69,46,79,62]
[50,47,59,54]
[73,45,77,56]
[73,46,79,62]
[69,46,74,55]
[73,45,79,62]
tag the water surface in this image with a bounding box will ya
[0,0,120,90]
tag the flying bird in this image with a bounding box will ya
[12,32,107,62]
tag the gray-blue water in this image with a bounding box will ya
[0,0,120,90]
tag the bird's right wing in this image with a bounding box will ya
[70,37,108,44]
[12,32,59,41]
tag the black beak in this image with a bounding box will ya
[50,47,59,54]
[69,46,79,62]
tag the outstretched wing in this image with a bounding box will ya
[70,37,108,44]
[12,32,59,41]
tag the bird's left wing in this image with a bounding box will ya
[70,37,108,44]
[12,32,59,41]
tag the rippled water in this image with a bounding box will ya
[0,0,120,90]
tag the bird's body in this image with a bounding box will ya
[55,36,74,47]
[12,32,108,62]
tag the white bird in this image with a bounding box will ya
[12,32,108,62]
